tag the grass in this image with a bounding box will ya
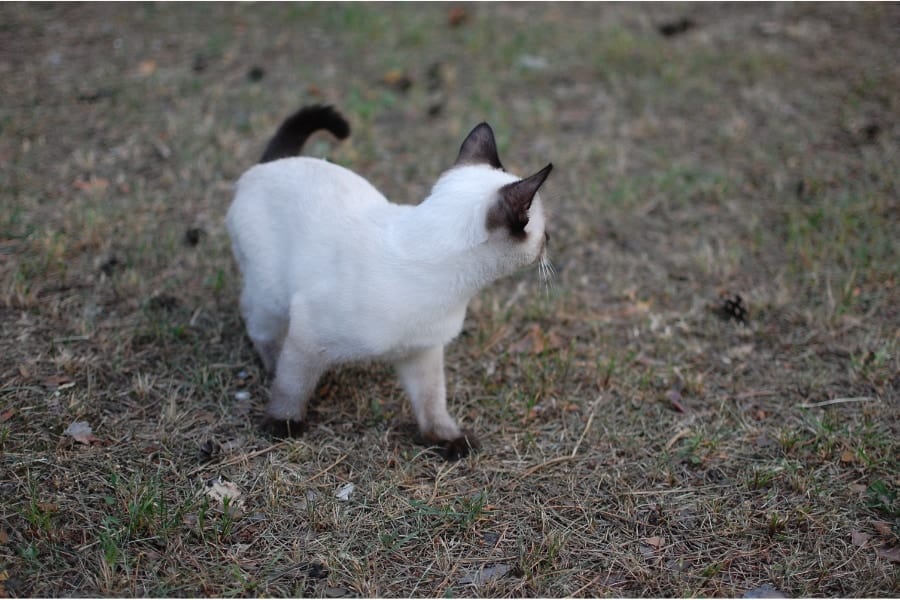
[1,2,899,597]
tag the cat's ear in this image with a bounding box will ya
[488,163,553,238]
[456,123,504,169]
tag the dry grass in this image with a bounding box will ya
[1,3,898,597]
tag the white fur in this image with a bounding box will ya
[226,156,546,441]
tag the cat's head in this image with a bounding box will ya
[430,123,553,277]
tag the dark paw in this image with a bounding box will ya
[259,417,306,438]
[435,430,480,461]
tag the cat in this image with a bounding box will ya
[226,105,553,459]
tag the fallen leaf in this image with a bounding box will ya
[742,583,785,598]
[73,176,110,193]
[643,536,665,548]
[43,376,73,389]
[458,563,511,585]
[518,54,548,70]
[871,520,894,538]
[727,343,755,360]
[875,545,900,563]
[0,409,14,423]
[840,450,855,464]
[37,502,59,514]
[622,299,652,317]
[851,530,870,547]
[137,59,157,76]
[205,476,244,516]
[665,557,691,572]
[447,6,468,27]
[666,388,688,413]
[64,421,100,445]
[381,69,412,92]
[335,482,355,502]
[0,528,8,544]
[509,323,562,354]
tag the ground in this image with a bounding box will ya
[1,3,898,597]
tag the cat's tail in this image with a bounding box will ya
[259,105,350,163]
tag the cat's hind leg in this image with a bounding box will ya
[240,290,286,375]
[263,303,326,436]
[394,345,479,460]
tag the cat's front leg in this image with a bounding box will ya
[394,345,479,460]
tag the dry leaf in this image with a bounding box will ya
[0,528,8,544]
[0,409,14,423]
[73,176,109,193]
[871,520,894,538]
[205,476,244,516]
[840,450,855,464]
[851,530,870,547]
[137,59,157,76]
[509,325,566,355]
[623,299,652,317]
[875,545,900,563]
[381,69,412,92]
[727,343,755,359]
[335,482,355,502]
[64,421,99,445]
[43,376,73,389]
[447,6,468,27]
[643,536,665,548]
[666,389,688,413]
[458,563,511,585]
[743,583,785,598]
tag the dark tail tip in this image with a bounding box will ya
[259,105,350,164]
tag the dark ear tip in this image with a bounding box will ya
[470,122,495,138]
[533,163,553,186]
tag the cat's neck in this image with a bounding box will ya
[385,199,499,305]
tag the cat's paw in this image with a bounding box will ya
[259,416,306,438]
[435,430,480,461]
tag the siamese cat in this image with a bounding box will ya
[226,105,553,459]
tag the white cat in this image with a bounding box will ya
[226,106,552,459]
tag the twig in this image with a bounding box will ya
[665,428,693,451]
[571,395,600,458]
[514,399,601,484]
[798,397,875,409]
[520,455,578,478]
[734,390,779,399]
[303,452,348,484]
[430,461,460,503]
[187,441,286,476]
[568,572,605,598]
[53,335,91,343]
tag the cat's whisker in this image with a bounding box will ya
[538,251,556,297]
